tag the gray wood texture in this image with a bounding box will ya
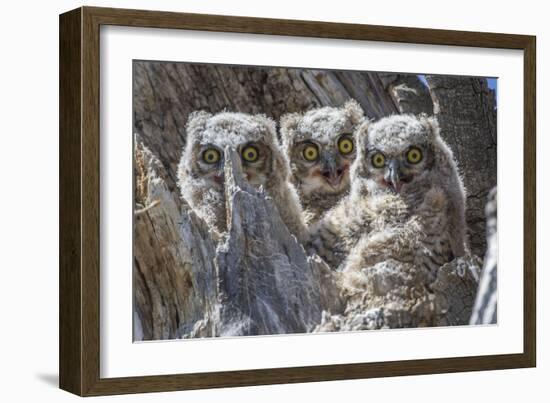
[470,187,498,324]
[133,140,343,340]
[426,75,497,256]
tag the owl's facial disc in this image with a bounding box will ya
[292,137,355,196]
[365,142,430,194]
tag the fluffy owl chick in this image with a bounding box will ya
[310,114,467,270]
[280,99,365,224]
[177,111,306,240]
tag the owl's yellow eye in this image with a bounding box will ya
[202,148,220,164]
[371,152,386,168]
[302,144,319,161]
[242,145,259,162]
[338,136,354,155]
[406,147,423,164]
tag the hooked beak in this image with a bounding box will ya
[385,159,404,193]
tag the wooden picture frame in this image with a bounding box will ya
[59,6,536,396]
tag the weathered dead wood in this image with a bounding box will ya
[426,76,497,256]
[432,255,482,326]
[378,73,434,115]
[133,135,218,340]
[470,187,498,325]
[133,139,343,339]
[216,149,343,336]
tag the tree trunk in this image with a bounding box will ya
[378,73,434,115]
[425,76,497,256]
[470,187,498,324]
[133,135,218,340]
[216,149,344,336]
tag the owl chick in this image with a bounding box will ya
[310,114,467,271]
[280,100,365,224]
[177,111,306,240]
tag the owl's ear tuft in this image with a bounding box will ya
[186,110,212,141]
[343,99,365,126]
[253,114,277,138]
[418,113,440,139]
[353,119,371,150]
[279,113,302,145]
[280,113,301,133]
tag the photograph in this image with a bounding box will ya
[132,61,498,341]
[0,0,542,399]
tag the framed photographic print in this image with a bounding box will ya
[59,6,536,396]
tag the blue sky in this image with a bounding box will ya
[417,75,497,105]
[417,74,497,93]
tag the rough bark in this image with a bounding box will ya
[378,73,434,115]
[425,76,497,256]
[133,135,218,340]
[470,187,498,324]
[216,149,344,336]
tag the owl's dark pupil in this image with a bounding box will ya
[407,148,422,163]
[373,154,384,166]
[248,152,254,158]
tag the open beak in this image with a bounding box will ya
[320,153,345,188]
[322,169,345,187]
[385,159,404,193]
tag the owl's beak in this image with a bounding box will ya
[386,159,404,193]
[320,153,344,188]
